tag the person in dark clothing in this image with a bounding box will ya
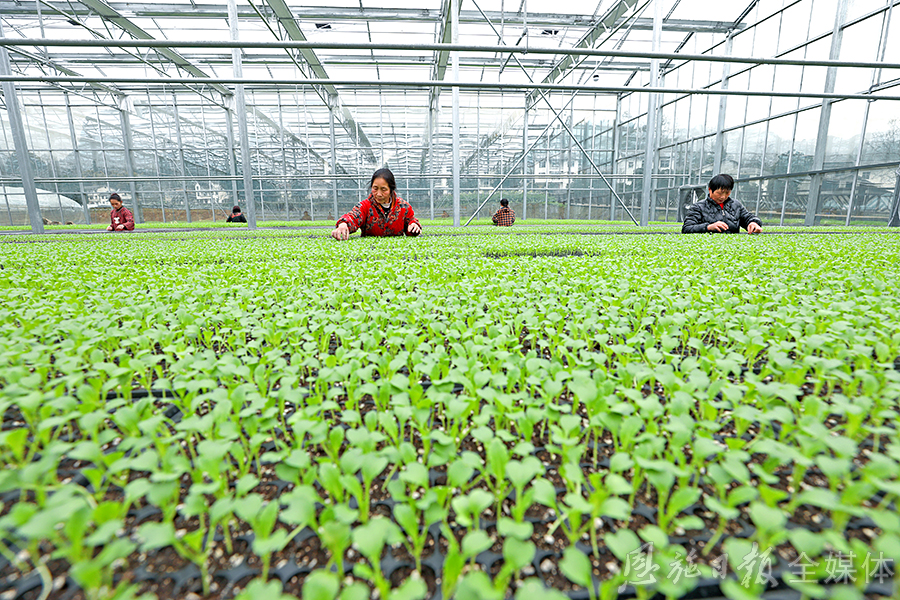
[491,198,516,226]
[106,193,135,231]
[226,206,247,223]
[682,174,762,234]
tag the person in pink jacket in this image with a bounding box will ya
[106,193,135,231]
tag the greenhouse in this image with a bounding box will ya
[1,1,900,600]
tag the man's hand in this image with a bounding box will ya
[331,222,350,240]
[408,222,421,235]
[747,222,762,234]
[107,225,113,231]
[706,221,729,232]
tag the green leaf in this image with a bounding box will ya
[137,522,176,551]
[301,570,340,600]
[605,528,640,562]
[559,546,592,588]
[352,517,401,563]
[599,497,631,520]
[400,462,429,488]
[235,579,295,600]
[667,487,701,515]
[339,582,371,600]
[447,460,475,488]
[452,571,503,600]
[461,530,492,558]
[498,517,533,541]
[514,579,569,600]
[389,576,427,600]
[502,538,535,571]
[638,525,668,549]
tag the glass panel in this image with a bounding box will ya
[779,2,813,54]
[809,0,839,37]
[849,166,897,224]
[721,129,740,173]
[734,180,761,214]
[824,99,865,169]
[835,15,882,92]
[782,175,812,224]
[724,71,749,129]
[845,0,890,23]
[884,5,900,64]
[740,123,766,178]
[791,107,822,173]
[763,115,797,175]
[818,172,853,221]
[860,100,900,163]
[770,56,803,116]
[800,38,832,96]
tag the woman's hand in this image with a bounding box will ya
[747,222,762,234]
[332,222,350,240]
[107,225,113,231]
[407,222,421,235]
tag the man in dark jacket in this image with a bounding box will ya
[682,174,762,234]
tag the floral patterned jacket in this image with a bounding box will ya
[336,194,421,237]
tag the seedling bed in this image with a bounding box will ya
[1,232,899,600]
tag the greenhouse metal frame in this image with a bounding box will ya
[0,0,899,233]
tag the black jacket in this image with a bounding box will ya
[682,197,761,233]
[226,213,247,223]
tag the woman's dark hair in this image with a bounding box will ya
[708,174,735,192]
[500,198,509,207]
[232,205,241,213]
[109,193,121,202]
[370,168,397,194]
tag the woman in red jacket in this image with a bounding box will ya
[332,168,421,240]
[106,193,135,231]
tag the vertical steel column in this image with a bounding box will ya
[65,92,90,225]
[588,101,595,220]
[845,102,869,226]
[805,0,849,226]
[303,91,314,218]
[329,94,338,220]
[119,102,142,224]
[848,2,892,225]
[227,0,256,229]
[0,27,43,233]
[145,91,165,223]
[544,146,549,219]
[522,101,528,220]
[428,105,435,219]
[199,98,214,221]
[565,99,574,219]
[476,92,481,217]
[452,0,461,227]
[278,93,288,220]
[224,101,239,213]
[173,95,191,223]
[712,34,733,175]
[640,0,662,227]
[611,95,620,220]
[37,94,64,223]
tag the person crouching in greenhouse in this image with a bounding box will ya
[491,197,516,226]
[106,193,135,232]
[682,173,762,234]
[332,168,421,240]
